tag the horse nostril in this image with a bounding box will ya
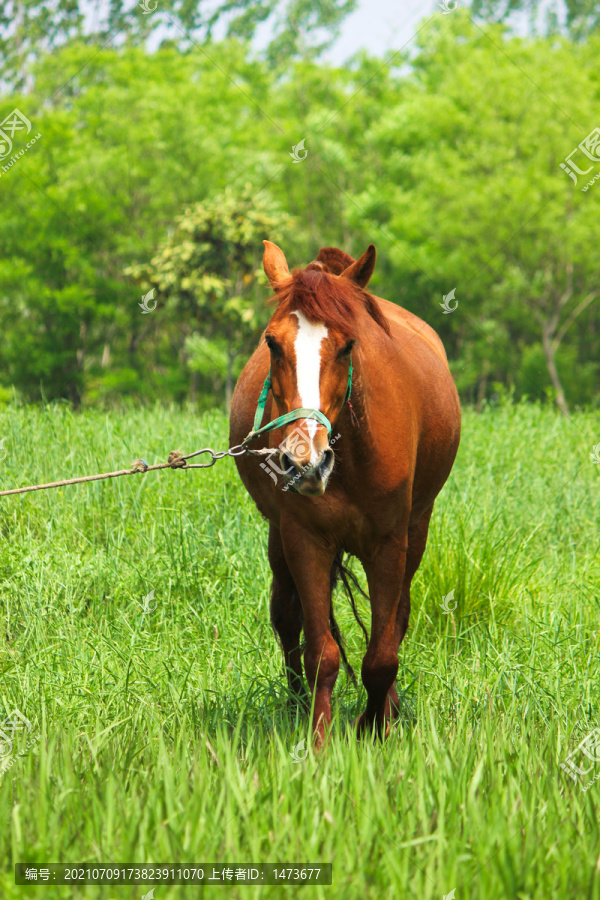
[280,451,299,474]
[318,448,335,479]
[279,448,334,488]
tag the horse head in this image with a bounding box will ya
[261,240,378,497]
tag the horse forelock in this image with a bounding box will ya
[269,267,390,336]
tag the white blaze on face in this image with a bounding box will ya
[291,310,328,464]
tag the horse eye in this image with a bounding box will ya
[265,334,281,355]
[265,334,285,367]
[339,340,355,358]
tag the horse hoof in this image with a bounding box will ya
[354,714,390,741]
[354,713,368,738]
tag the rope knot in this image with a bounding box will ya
[131,459,148,473]
[347,398,359,428]
[168,450,187,469]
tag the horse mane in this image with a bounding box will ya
[316,247,355,275]
[269,257,391,337]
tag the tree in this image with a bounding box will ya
[471,0,600,41]
[128,186,292,408]
[1,26,599,409]
[0,42,280,406]
[353,14,600,411]
[0,0,356,90]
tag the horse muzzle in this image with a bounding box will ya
[280,447,335,496]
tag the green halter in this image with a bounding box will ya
[243,357,353,445]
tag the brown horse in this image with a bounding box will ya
[229,241,461,743]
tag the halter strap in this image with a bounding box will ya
[243,357,353,445]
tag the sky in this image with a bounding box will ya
[99,0,441,65]
[80,0,547,63]
[273,0,549,63]
[240,0,441,64]
[244,0,544,67]
[324,0,438,64]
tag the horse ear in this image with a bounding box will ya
[263,240,290,289]
[316,247,355,275]
[340,244,376,288]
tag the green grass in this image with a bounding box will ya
[0,400,599,899]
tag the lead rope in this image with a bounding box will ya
[0,359,356,497]
[0,445,248,498]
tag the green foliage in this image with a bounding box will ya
[0,0,356,90]
[352,16,600,411]
[472,0,600,40]
[128,185,292,404]
[0,20,599,409]
[0,41,278,406]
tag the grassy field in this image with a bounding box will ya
[0,400,599,899]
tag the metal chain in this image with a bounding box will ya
[182,443,249,468]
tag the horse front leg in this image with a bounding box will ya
[281,524,339,747]
[268,524,308,714]
[387,509,433,719]
[357,533,408,739]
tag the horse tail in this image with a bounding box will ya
[329,605,357,687]
[329,552,370,687]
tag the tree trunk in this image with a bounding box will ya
[476,369,488,413]
[541,322,569,416]
[225,347,235,413]
[189,368,198,404]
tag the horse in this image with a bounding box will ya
[229,240,461,744]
